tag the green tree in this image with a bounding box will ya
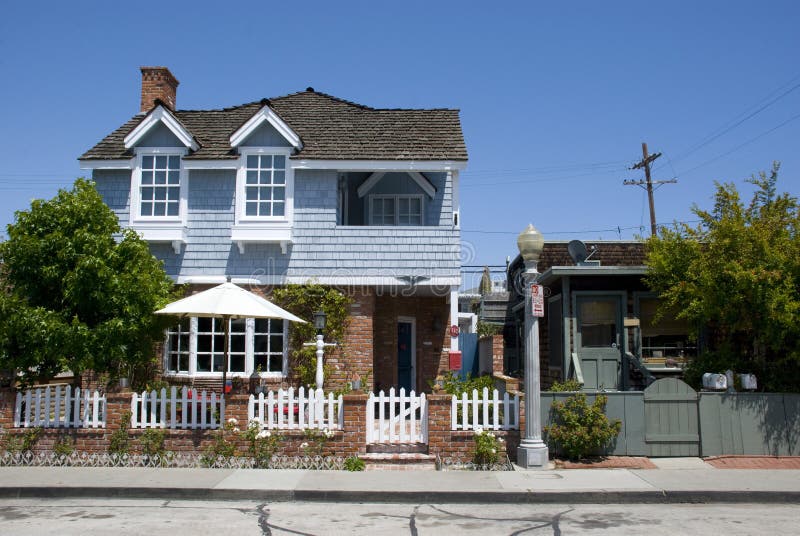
[0,179,178,387]
[645,163,800,391]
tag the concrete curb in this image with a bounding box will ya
[1,487,799,504]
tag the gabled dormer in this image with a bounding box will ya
[125,101,198,254]
[228,101,304,254]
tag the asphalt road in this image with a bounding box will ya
[1,498,798,535]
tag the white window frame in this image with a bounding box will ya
[231,147,295,254]
[129,147,189,253]
[368,194,424,226]
[163,317,289,379]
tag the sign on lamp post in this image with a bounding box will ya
[531,284,544,318]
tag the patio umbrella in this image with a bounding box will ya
[155,281,306,393]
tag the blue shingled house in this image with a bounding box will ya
[79,67,467,393]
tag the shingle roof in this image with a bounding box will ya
[79,90,467,162]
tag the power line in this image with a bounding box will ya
[659,73,800,170]
[677,111,800,177]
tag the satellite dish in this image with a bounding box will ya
[568,240,589,264]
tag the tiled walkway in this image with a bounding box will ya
[705,456,800,469]
[554,456,657,469]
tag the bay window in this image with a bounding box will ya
[164,317,287,377]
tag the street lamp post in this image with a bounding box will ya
[516,224,550,468]
[304,310,337,390]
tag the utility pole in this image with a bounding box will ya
[624,142,677,236]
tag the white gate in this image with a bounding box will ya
[366,388,428,444]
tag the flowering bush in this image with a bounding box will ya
[242,418,282,468]
[301,428,334,457]
[472,427,504,465]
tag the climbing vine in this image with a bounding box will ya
[270,283,352,388]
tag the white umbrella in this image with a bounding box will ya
[155,281,306,393]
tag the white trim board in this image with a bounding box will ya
[290,159,467,171]
[79,159,133,170]
[124,105,199,151]
[356,171,436,199]
[229,105,303,149]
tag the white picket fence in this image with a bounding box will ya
[366,388,428,444]
[451,388,520,431]
[14,386,106,428]
[131,387,225,430]
[248,387,343,430]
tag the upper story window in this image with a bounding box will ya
[140,155,181,217]
[245,154,286,217]
[369,195,423,226]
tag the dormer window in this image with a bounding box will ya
[140,155,181,217]
[231,147,294,254]
[129,148,189,254]
[245,154,286,217]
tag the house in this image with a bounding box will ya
[502,240,695,391]
[79,67,467,393]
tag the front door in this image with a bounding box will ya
[397,319,415,391]
[575,295,623,390]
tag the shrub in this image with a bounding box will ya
[477,321,502,338]
[544,393,622,460]
[108,410,131,456]
[139,428,167,458]
[300,428,334,457]
[53,436,75,457]
[344,456,365,471]
[241,419,282,468]
[5,427,44,453]
[435,371,494,397]
[548,379,583,392]
[472,427,504,465]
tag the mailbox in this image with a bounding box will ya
[448,351,462,371]
[702,373,727,390]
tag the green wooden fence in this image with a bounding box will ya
[540,378,800,457]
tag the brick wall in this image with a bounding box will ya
[372,294,450,393]
[0,389,524,462]
[326,288,375,391]
[426,394,519,462]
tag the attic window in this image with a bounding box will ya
[245,154,286,217]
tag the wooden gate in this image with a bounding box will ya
[366,388,428,444]
[644,378,700,456]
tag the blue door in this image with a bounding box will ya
[458,332,480,380]
[398,321,413,390]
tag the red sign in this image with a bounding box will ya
[450,324,460,337]
[531,284,545,317]
[449,351,462,370]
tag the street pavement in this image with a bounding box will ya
[0,457,799,504]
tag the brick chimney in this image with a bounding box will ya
[139,66,179,113]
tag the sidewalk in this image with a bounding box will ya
[1,458,799,504]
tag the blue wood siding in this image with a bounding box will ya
[240,122,293,147]
[136,122,184,147]
[92,166,459,282]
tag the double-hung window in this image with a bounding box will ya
[165,317,287,377]
[245,155,286,217]
[231,148,294,254]
[140,155,181,217]
[129,149,188,253]
[369,195,423,226]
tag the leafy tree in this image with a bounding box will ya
[0,179,178,387]
[645,163,800,391]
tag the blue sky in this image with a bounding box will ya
[1,1,798,290]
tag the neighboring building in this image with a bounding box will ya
[504,241,695,390]
[80,67,467,393]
